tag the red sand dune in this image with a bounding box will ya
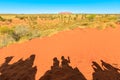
[0,25,120,80]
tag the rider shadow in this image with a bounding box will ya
[92,60,120,80]
[40,56,87,80]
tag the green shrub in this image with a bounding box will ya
[15,16,26,20]
[12,25,41,41]
[0,16,6,21]
[0,34,15,48]
[10,32,20,41]
[27,29,41,40]
[12,25,31,41]
[0,26,13,34]
[87,14,96,21]
[13,25,30,37]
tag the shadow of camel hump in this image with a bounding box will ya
[0,54,37,80]
[39,56,87,80]
[1,55,120,80]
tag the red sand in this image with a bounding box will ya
[0,25,120,80]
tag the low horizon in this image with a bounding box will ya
[0,12,120,14]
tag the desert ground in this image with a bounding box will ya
[0,24,120,80]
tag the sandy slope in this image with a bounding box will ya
[0,25,120,80]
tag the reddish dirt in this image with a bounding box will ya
[0,25,120,80]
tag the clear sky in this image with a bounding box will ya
[0,0,120,14]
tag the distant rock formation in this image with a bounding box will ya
[0,55,37,80]
[59,12,72,14]
[92,60,120,80]
[39,56,87,80]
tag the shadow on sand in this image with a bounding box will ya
[0,55,120,80]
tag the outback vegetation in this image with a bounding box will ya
[0,14,120,48]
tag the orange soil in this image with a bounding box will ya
[0,25,120,80]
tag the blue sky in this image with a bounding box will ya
[0,0,120,14]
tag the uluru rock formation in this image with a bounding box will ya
[39,56,87,80]
[59,12,72,14]
[0,54,37,80]
[92,60,120,80]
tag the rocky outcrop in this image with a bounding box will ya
[39,56,87,80]
[92,60,120,80]
[0,55,37,80]
[59,12,72,14]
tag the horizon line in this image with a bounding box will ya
[0,12,120,15]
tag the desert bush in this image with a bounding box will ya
[13,25,30,36]
[12,25,41,41]
[7,19,12,22]
[27,16,38,28]
[109,17,117,21]
[15,15,26,20]
[0,34,15,48]
[10,32,20,41]
[27,29,41,40]
[40,29,58,37]
[0,16,6,21]
[81,22,89,26]
[0,25,41,47]
[117,19,120,24]
[68,23,80,30]
[0,26,21,41]
[116,16,120,23]
[12,25,31,40]
[0,26,13,34]
[0,14,118,48]
[108,22,116,28]
[87,14,96,21]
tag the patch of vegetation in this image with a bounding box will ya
[0,26,13,34]
[15,15,27,20]
[0,14,119,48]
[0,34,15,47]
[0,16,6,21]
[87,14,96,21]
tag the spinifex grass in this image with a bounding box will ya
[0,14,119,48]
